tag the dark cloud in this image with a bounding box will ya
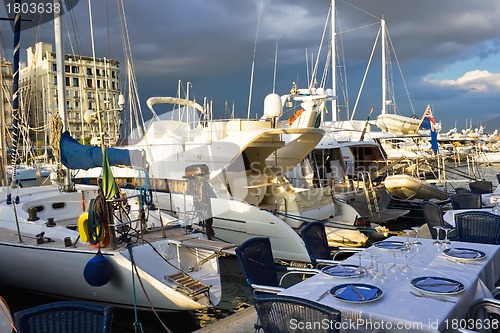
[1,0,500,130]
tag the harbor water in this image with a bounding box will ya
[2,163,500,332]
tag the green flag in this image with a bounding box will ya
[102,147,119,200]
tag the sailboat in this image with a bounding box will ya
[0,2,229,312]
[285,1,409,227]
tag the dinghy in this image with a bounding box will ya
[384,174,449,200]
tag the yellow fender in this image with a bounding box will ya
[78,212,90,243]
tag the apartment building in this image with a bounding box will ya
[19,42,122,148]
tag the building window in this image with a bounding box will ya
[52,64,57,72]
[97,80,101,88]
[75,101,79,108]
[65,77,70,86]
[96,68,100,76]
[73,78,79,87]
[87,92,92,99]
[87,79,92,88]
[74,91,79,98]
[112,81,116,90]
[88,102,93,110]
[111,71,115,78]
[87,68,92,75]
[53,76,57,85]
[71,66,79,73]
[65,65,70,73]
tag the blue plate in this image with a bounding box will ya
[443,248,486,261]
[330,283,383,303]
[411,276,465,295]
[373,240,406,250]
[321,264,365,278]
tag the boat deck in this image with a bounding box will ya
[0,225,236,255]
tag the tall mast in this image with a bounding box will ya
[381,18,386,115]
[8,0,21,196]
[54,0,72,191]
[54,0,67,129]
[0,52,8,186]
[330,0,337,121]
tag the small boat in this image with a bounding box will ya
[384,174,449,200]
[375,113,422,134]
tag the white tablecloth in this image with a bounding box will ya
[443,208,494,227]
[482,193,500,207]
[280,236,500,333]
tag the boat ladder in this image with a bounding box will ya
[357,171,380,220]
[165,271,211,300]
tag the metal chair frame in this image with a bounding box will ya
[450,193,483,210]
[454,211,500,245]
[252,293,341,333]
[13,301,113,333]
[235,237,318,294]
[300,221,361,268]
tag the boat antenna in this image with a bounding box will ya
[246,0,264,120]
[272,41,278,93]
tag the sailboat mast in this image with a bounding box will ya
[330,0,337,121]
[9,0,21,192]
[54,0,72,191]
[381,18,386,115]
[54,0,67,129]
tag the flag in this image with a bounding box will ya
[421,105,439,154]
[102,147,119,200]
[419,105,435,131]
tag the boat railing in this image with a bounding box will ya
[275,197,288,217]
[356,171,380,220]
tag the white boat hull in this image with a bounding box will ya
[376,114,421,134]
[384,174,449,200]
[0,185,223,311]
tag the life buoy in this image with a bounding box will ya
[289,109,304,126]
[93,230,110,249]
[78,211,110,247]
[78,212,90,242]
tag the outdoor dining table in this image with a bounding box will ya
[280,236,500,333]
[443,208,495,227]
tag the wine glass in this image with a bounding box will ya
[403,229,413,251]
[411,226,422,250]
[369,254,382,281]
[356,252,366,276]
[376,258,388,285]
[400,251,412,279]
[388,252,401,280]
[441,227,452,249]
[432,226,443,251]
[365,252,377,278]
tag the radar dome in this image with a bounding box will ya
[263,93,283,119]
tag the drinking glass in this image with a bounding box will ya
[365,253,377,278]
[403,229,413,251]
[376,258,388,285]
[432,226,443,251]
[411,226,422,250]
[442,227,452,249]
[400,251,412,279]
[388,251,401,280]
[354,252,366,277]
